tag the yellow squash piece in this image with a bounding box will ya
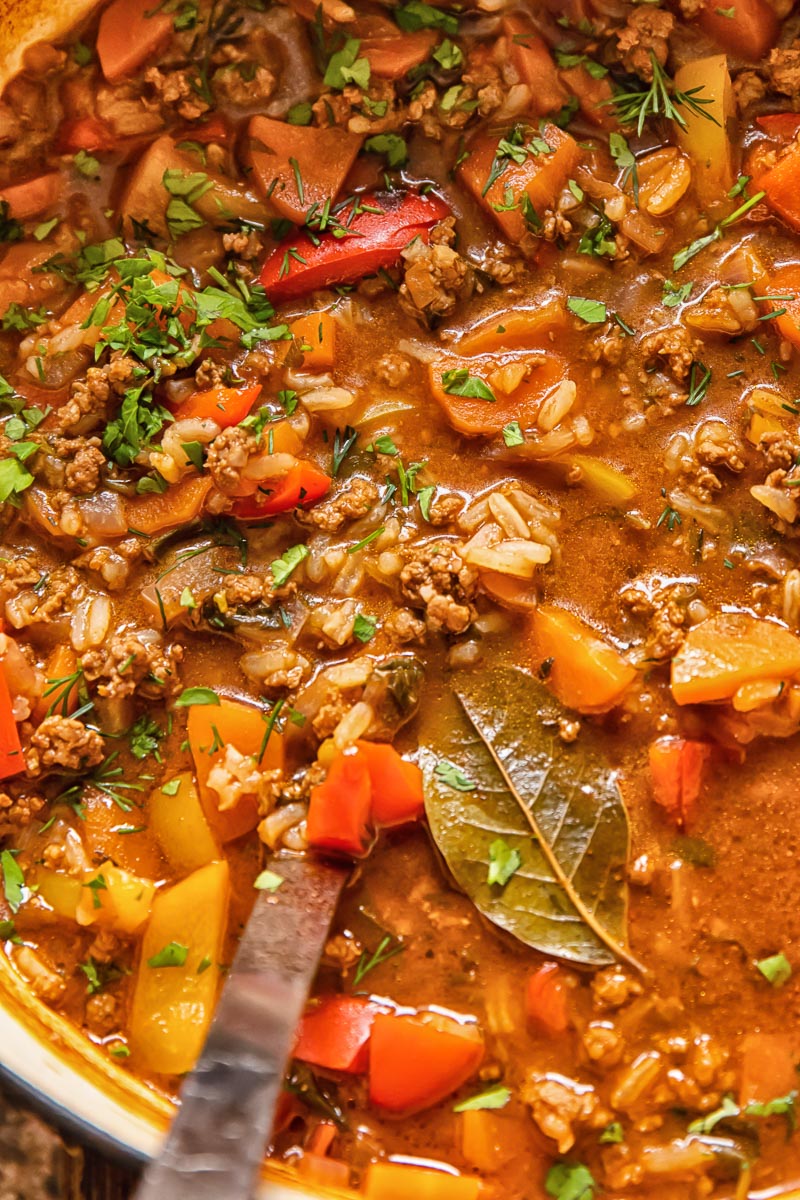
[532,605,636,713]
[75,862,155,935]
[149,772,220,875]
[129,860,230,1076]
[674,55,735,204]
[20,868,82,926]
[671,612,800,705]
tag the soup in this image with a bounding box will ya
[1,0,800,1196]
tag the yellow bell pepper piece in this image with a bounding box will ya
[75,862,155,934]
[560,454,637,504]
[149,772,220,874]
[129,860,230,1076]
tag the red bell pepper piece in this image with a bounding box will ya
[294,995,382,1074]
[368,1012,484,1114]
[232,460,331,519]
[756,113,800,140]
[354,741,424,826]
[648,736,711,829]
[174,383,261,428]
[0,667,23,783]
[306,750,373,857]
[57,117,116,155]
[526,962,570,1035]
[259,190,451,302]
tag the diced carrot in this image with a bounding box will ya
[671,613,800,706]
[290,311,336,370]
[306,750,373,857]
[294,995,382,1074]
[32,645,79,724]
[697,0,778,60]
[354,16,437,79]
[123,476,212,535]
[296,1153,350,1190]
[455,298,568,355]
[97,0,174,83]
[479,571,539,611]
[460,1110,519,1173]
[369,1012,484,1114]
[459,123,579,245]
[648,737,711,830]
[57,117,116,154]
[739,1032,799,1104]
[174,383,261,427]
[559,64,616,129]
[428,353,564,436]
[0,173,62,220]
[363,1162,482,1200]
[531,605,636,713]
[761,263,800,349]
[354,741,425,826]
[0,665,23,783]
[757,140,800,232]
[247,116,363,224]
[526,963,570,1035]
[188,697,284,844]
[231,460,331,520]
[502,16,568,117]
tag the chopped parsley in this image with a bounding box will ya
[364,133,408,168]
[487,838,521,887]
[147,941,189,968]
[1,850,25,914]
[434,759,476,792]
[567,296,607,324]
[353,613,378,643]
[441,368,496,402]
[174,687,220,708]
[253,869,284,892]
[545,1163,596,1200]
[271,544,309,587]
[453,1084,511,1112]
[324,37,370,91]
[756,952,792,987]
[502,420,525,447]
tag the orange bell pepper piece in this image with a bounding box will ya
[0,173,62,221]
[354,741,424,826]
[294,995,382,1074]
[248,115,363,224]
[289,312,336,371]
[363,1162,483,1200]
[124,475,212,536]
[757,141,800,232]
[502,15,569,116]
[306,750,373,857]
[697,0,778,59]
[526,962,570,1035]
[174,383,261,427]
[369,1012,484,1114]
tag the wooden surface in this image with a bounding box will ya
[0,1084,137,1200]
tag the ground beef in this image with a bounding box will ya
[25,716,105,775]
[194,358,225,390]
[0,789,45,836]
[82,633,183,700]
[427,493,465,527]
[385,608,426,644]
[299,478,379,533]
[0,557,40,604]
[206,426,259,495]
[54,358,135,436]
[678,0,704,14]
[84,992,119,1036]
[72,545,131,592]
[2,565,82,630]
[375,353,411,388]
[212,63,276,107]
[222,230,263,261]
[734,70,767,111]
[616,7,674,79]
[95,84,165,137]
[221,573,273,607]
[400,219,474,321]
[759,430,800,470]
[620,578,696,661]
[522,1074,608,1155]
[144,67,211,120]
[640,324,698,381]
[48,436,105,495]
[400,543,478,635]
[87,930,121,964]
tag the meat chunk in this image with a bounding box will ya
[143,66,211,121]
[427,493,465,527]
[82,632,183,699]
[0,556,41,604]
[620,578,696,661]
[591,967,643,1011]
[616,7,674,79]
[400,542,478,635]
[85,992,119,1036]
[299,478,379,533]
[206,426,259,495]
[207,744,281,814]
[385,608,426,644]
[25,716,105,775]
[13,945,65,1005]
[375,352,411,388]
[220,573,273,607]
[47,436,106,495]
[768,46,800,101]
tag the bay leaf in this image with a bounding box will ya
[422,666,637,969]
